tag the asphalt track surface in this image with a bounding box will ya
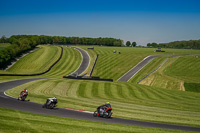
[118,55,164,82]
[70,47,90,76]
[118,54,200,82]
[0,50,200,132]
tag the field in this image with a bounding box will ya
[79,46,200,81]
[1,45,200,132]
[6,78,200,127]
[0,108,189,133]
[0,45,82,82]
[139,55,200,91]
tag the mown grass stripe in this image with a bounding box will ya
[91,82,99,98]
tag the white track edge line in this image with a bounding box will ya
[117,55,151,81]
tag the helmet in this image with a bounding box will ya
[24,89,28,92]
[106,102,110,104]
[54,97,56,99]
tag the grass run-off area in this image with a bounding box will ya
[0,45,82,82]
[1,45,200,132]
[0,108,190,133]
[6,45,61,74]
[6,78,200,127]
[78,46,200,81]
[139,55,200,91]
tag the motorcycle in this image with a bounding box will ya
[42,99,57,109]
[18,92,28,101]
[93,107,112,118]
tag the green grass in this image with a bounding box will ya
[184,83,200,93]
[6,78,200,127]
[2,45,200,132]
[6,45,61,74]
[0,108,189,133]
[164,56,200,83]
[129,56,168,83]
[0,45,82,82]
[41,46,82,77]
[140,55,200,91]
[79,46,200,81]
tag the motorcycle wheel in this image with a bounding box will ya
[21,96,26,101]
[49,103,55,109]
[93,111,97,117]
[107,112,112,118]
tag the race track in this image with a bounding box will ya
[118,55,164,81]
[0,79,200,132]
[0,49,200,132]
[70,47,90,76]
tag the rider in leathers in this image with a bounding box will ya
[45,97,57,106]
[97,102,111,115]
[18,89,28,100]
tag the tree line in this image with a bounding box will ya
[0,35,124,46]
[0,35,124,69]
[147,40,200,49]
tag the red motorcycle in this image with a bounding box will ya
[18,90,28,101]
[93,107,112,118]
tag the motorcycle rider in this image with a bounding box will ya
[18,89,28,100]
[97,102,111,115]
[45,97,57,106]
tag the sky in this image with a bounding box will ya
[0,0,200,46]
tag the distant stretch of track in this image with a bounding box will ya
[118,55,163,82]
[0,49,200,132]
[118,54,199,82]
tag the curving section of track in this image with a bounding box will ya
[118,55,164,82]
[0,79,200,132]
[69,47,90,76]
[0,50,200,132]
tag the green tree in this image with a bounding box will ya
[0,35,7,43]
[131,42,137,47]
[126,41,131,47]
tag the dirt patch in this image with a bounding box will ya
[140,75,154,85]
[180,81,185,91]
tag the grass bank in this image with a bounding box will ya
[0,108,189,133]
[6,78,200,127]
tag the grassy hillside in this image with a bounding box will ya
[41,46,82,77]
[6,78,200,127]
[2,45,200,132]
[6,45,61,74]
[129,56,168,83]
[140,55,200,91]
[0,45,82,77]
[164,56,200,83]
[79,46,200,81]
[0,108,188,133]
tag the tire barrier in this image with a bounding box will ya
[89,54,99,77]
[0,46,63,76]
[63,75,113,82]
